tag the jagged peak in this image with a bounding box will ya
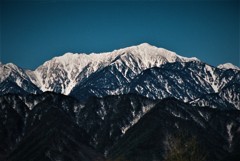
[6,62,18,68]
[0,62,21,71]
[42,43,200,67]
[0,62,28,84]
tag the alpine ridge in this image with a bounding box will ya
[26,43,199,95]
[0,43,239,110]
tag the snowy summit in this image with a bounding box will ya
[217,63,240,70]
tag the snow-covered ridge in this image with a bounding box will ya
[217,63,240,70]
[0,63,28,83]
[28,43,200,95]
[0,62,40,95]
[42,43,199,67]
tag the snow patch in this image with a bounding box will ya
[121,102,156,134]
[227,122,234,148]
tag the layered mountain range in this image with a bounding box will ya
[0,43,240,161]
[0,43,239,109]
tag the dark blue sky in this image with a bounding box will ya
[1,0,239,70]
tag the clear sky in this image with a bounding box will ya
[0,0,239,70]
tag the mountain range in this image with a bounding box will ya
[1,43,240,109]
[0,43,240,161]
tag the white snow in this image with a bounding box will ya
[0,64,11,82]
[0,63,23,82]
[203,64,218,92]
[217,63,240,70]
[227,122,234,148]
[15,78,22,87]
[171,111,181,118]
[96,100,107,120]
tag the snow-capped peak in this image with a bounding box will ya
[27,43,201,95]
[5,62,19,69]
[38,43,199,72]
[0,62,40,95]
[137,43,157,50]
[0,62,20,82]
[217,63,240,70]
[126,43,199,62]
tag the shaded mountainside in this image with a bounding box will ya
[108,98,240,161]
[0,93,240,161]
[77,94,157,153]
[0,94,29,160]
[0,93,104,161]
[0,93,158,156]
[7,106,104,161]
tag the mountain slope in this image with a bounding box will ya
[0,93,104,161]
[71,60,240,105]
[78,94,157,153]
[108,98,240,161]
[0,95,28,160]
[0,92,158,158]
[190,83,240,110]
[1,93,240,161]
[7,105,104,161]
[129,62,215,101]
